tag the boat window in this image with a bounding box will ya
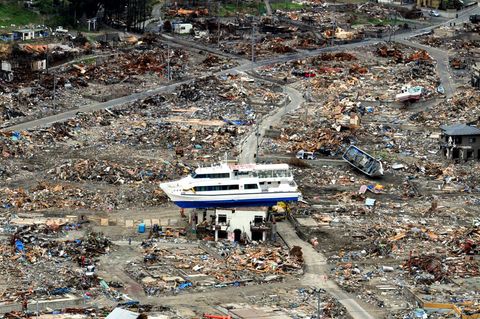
[194,185,239,191]
[218,214,227,223]
[244,183,258,189]
[192,173,230,179]
[257,170,271,178]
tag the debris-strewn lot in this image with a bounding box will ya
[0,36,237,128]
[0,1,479,317]
[125,241,303,296]
[258,42,479,318]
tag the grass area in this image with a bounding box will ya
[374,150,397,162]
[218,2,266,16]
[79,56,97,65]
[0,2,41,29]
[334,0,369,3]
[218,1,303,16]
[352,14,405,26]
[270,1,304,11]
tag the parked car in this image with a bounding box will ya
[296,150,316,160]
[470,14,480,24]
[429,10,440,17]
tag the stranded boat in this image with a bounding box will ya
[395,85,423,102]
[343,145,384,177]
[160,163,301,208]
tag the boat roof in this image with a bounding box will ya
[194,163,290,174]
[230,163,289,171]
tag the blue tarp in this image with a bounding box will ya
[11,131,21,141]
[178,282,192,289]
[15,239,24,252]
[223,119,250,125]
[51,287,71,295]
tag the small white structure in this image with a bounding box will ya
[31,59,46,71]
[14,29,35,40]
[106,308,139,319]
[55,26,69,34]
[210,207,270,242]
[1,61,12,72]
[173,23,193,34]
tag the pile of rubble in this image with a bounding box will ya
[0,222,113,303]
[231,287,353,318]
[51,159,184,185]
[125,242,303,295]
[0,182,168,211]
[410,89,480,126]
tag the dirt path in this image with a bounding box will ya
[277,221,383,319]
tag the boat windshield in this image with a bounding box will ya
[191,172,230,179]
[257,169,291,178]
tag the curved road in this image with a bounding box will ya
[238,85,304,164]
[238,77,378,319]
[392,5,480,98]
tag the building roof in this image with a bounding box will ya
[105,308,139,319]
[13,28,45,33]
[440,124,480,136]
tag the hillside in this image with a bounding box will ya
[0,1,41,30]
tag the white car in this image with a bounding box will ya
[296,150,315,160]
[429,10,440,17]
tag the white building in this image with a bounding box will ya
[193,207,271,242]
[14,29,35,41]
[173,23,193,34]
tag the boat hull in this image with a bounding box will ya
[173,196,299,208]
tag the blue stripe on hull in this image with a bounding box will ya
[173,197,298,209]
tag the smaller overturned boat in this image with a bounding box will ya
[395,85,423,102]
[343,145,384,177]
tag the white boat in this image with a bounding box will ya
[395,85,423,102]
[160,163,301,208]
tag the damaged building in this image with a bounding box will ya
[191,207,274,242]
[440,123,480,161]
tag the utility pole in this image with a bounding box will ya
[53,74,57,108]
[255,123,260,163]
[331,20,336,47]
[317,289,322,318]
[217,3,221,48]
[305,80,311,122]
[393,11,397,42]
[251,21,256,63]
[46,45,49,74]
[36,295,39,318]
[167,44,171,81]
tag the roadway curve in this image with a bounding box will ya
[392,5,480,98]
[238,85,304,164]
